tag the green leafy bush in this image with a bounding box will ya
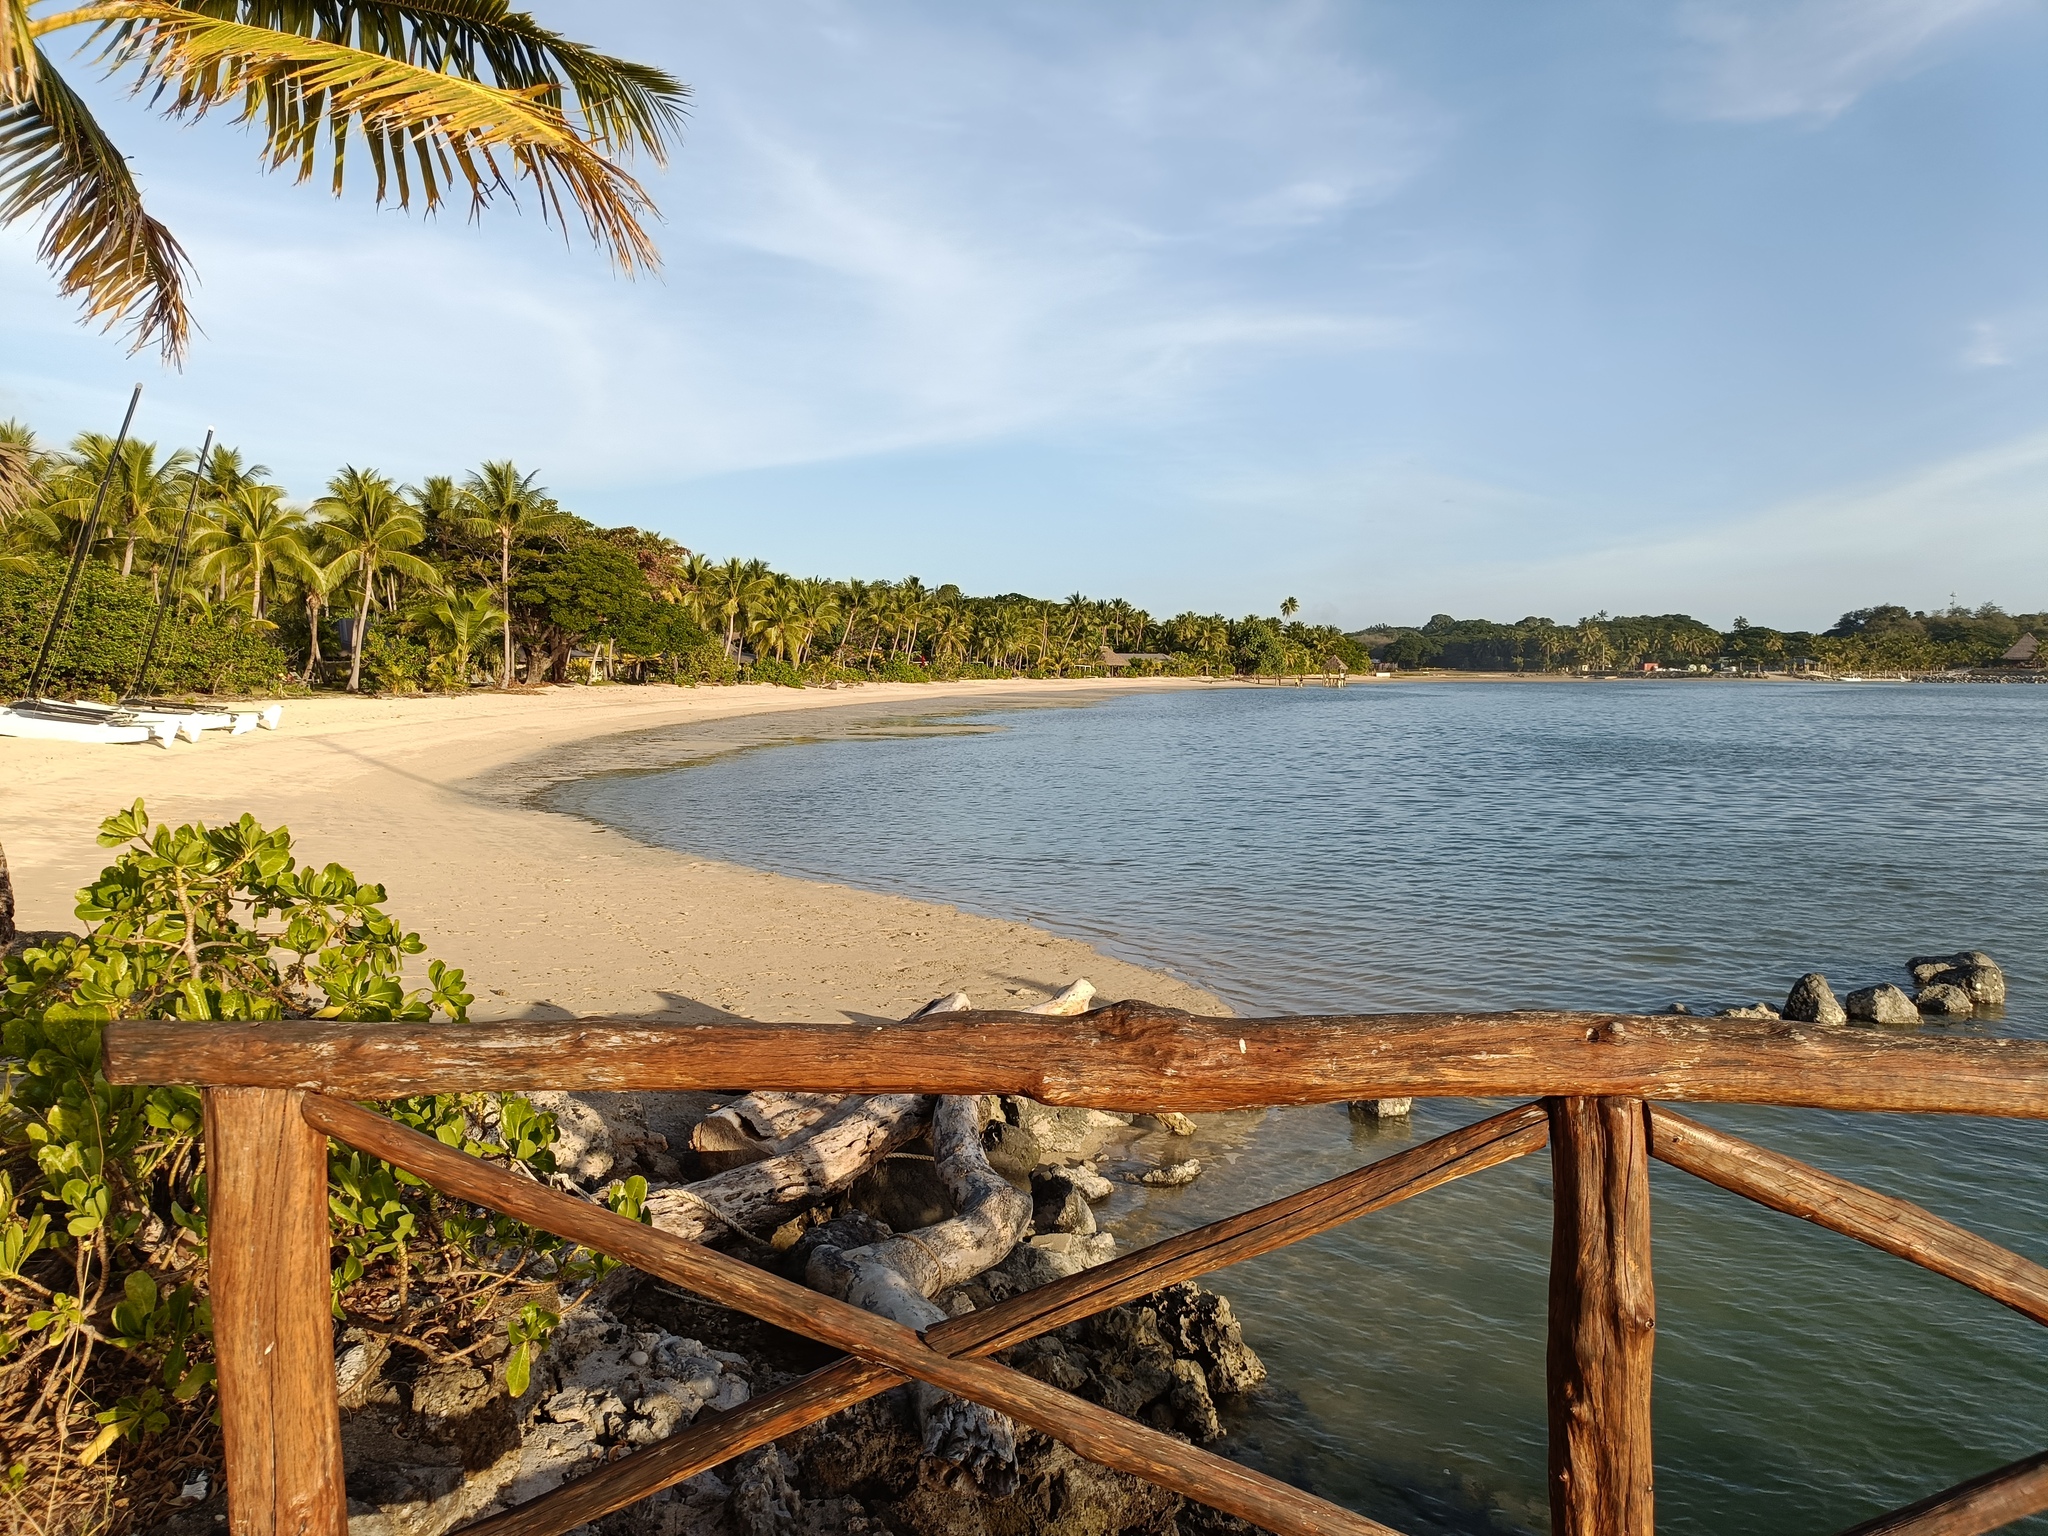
[744,655,805,688]
[362,627,429,693]
[873,655,930,683]
[0,805,636,1482]
[0,555,293,699]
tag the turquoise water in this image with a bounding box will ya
[549,682,2048,1535]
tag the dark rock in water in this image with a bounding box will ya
[1151,1282,1268,1397]
[1349,1098,1414,1120]
[1932,964,2006,1007]
[1031,1169,1098,1236]
[1783,973,1847,1025]
[1846,983,1920,1025]
[1915,982,1975,1017]
[1909,951,2003,995]
[980,1121,1042,1187]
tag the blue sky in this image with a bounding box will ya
[5,0,2047,629]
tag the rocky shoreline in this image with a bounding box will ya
[212,1076,1272,1536]
[1684,949,2008,1026]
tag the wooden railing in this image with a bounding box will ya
[103,1005,2048,1536]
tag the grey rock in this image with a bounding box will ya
[1137,1112,1199,1136]
[1348,1098,1414,1120]
[1004,1096,1124,1158]
[1915,982,1975,1017]
[1138,1158,1202,1187]
[1846,983,1920,1025]
[1718,1002,1782,1020]
[1783,973,1847,1025]
[1067,1162,1114,1203]
[1030,1170,1098,1236]
[1151,1282,1268,1397]
[980,1121,1042,1187]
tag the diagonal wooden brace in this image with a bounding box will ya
[304,1094,1409,1536]
[460,1101,1553,1536]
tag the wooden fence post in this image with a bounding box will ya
[1546,1095,1656,1536]
[204,1088,347,1536]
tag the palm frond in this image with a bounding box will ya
[85,1,666,270]
[3,0,36,103]
[197,2,687,160]
[0,44,193,355]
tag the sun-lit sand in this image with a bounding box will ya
[2,680,1228,1022]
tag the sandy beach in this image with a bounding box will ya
[1,680,1229,1022]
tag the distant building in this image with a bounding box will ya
[2001,632,2039,666]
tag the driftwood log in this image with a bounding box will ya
[638,1093,931,1243]
[634,984,1091,1484]
[688,1091,850,1172]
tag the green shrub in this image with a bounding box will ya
[0,555,293,699]
[0,804,640,1478]
[744,655,804,688]
[873,655,930,683]
[362,628,429,693]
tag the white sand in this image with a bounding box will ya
[1,681,1229,1021]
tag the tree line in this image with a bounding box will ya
[0,423,1373,695]
[1361,606,2046,674]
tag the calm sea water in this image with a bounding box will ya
[549,682,2048,1536]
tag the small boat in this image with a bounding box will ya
[0,704,178,746]
[47,699,283,734]
[1837,674,1866,683]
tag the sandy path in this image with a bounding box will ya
[1,680,1228,1022]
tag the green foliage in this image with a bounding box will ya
[0,554,292,698]
[745,655,805,688]
[0,805,604,1463]
[362,627,429,694]
[873,655,929,683]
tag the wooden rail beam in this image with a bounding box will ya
[1649,1106,2048,1328]
[105,1007,2048,1117]
[301,1094,1406,1536]
[1546,1096,1656,1536]
[1834,1448,2048,1536]
[460,1102,1552,1536]
[205,1089,347,1536]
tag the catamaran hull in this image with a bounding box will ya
[0,708,174,746]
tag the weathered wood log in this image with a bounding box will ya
[1833,1447,2048,1536]
[689,1090,849,1172]
[1649,1105,2048,1328]
[1546,1096,1655,1536]
[206,1088,347,1536]
[106,1007,2048,1118]
[300,1093,1400,1536]
[808,1093,1034,1485]
[462,1102,1549,1536]
[639,1093,931,1242]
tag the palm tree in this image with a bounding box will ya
[193,482,315,619]
[44,433,193,576]
[0,419,54,572]
[458,461,566,687]
[1280,597,1300,620]
[705,556,771,659]
[316,466,440,692]
[2,5,687,361]
[413,586,506,689]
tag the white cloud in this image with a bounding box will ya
[1668,0,2017,123]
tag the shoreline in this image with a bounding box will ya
[1,679,1231,1023]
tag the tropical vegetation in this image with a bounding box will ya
[0,419,1384,698]
[1359,606,2048,675]
[0,803,646,1528]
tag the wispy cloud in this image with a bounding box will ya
[1668,0,2017,123]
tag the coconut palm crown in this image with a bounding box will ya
[1,2,688,361]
